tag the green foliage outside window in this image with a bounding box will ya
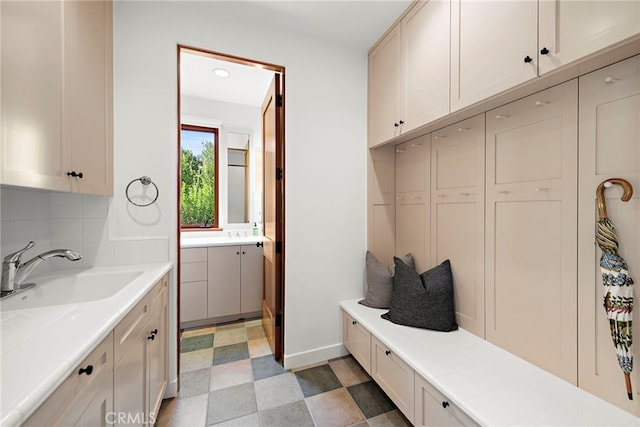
[181,140,215,226]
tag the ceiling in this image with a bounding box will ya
[179,0,412,106]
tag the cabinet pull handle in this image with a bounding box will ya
[151,329,158,335]
[523,55,533,63]
[540,47,550,55]
[352,320,357,325]
[79,365,93,376]
[67,171,84,179]
[396,148,405,153]
[497,190,510,194]
[411,143,422,148]
[256,242,263,247]
[385,350,391,356]
[535,187,548,192]
[460,192,471,196]
[442,401,450,409]
[148,334,155,341]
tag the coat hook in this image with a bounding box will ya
[596,178,633,220]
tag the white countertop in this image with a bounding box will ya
[340,299,640,426]
[181,234,263,248]
[0,262,173,427]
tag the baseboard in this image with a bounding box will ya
[283,343,349,370]
[164,377,178,398]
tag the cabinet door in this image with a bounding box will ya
[396,135,430,272]
[180,280,208,323]
[208,246,241,317]
[415,374,478,427]
[431,114,485,338]
[577,55,640,413]
[147,275,169,422]
[75,373,114,427]
[401,0,450,133]
[342,311,372,374]
[485,80,578,384]
[65,0,113,195]
[369,25,402,147]
[0,0,70,191]
[539,1,640,75]
[451,0,538,111]
[240,244,263,313]
[371,336,414,424]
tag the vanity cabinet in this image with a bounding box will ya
[114,274,168,425]
[0,0,113,196]
[24,333,114,427]
[342,312,372,374]
[414,374,478,427]
[180,248,208,323]
[368,0,450,147]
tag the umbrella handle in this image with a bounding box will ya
[596,178,633,219]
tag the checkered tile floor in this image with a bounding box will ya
[155,319,411,426]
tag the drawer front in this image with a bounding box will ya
[342,311,372,374]
[415,374,478,427]
[181,247,207,263]
[180,280,208,322]
[24,332,114,427]
[371,336,415,424]
[114,294,149,365]
[181,261,207,283]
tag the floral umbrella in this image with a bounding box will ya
[596,178,634,400]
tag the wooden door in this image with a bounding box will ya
[262,74,284,360]
[539,1,640,75]
[485,79,578,384]
[577,55,640,414]
[430,114,485,338]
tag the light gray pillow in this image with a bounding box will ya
[359,251,415,309]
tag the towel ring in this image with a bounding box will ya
[126,176,159,207]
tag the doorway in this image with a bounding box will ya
[176,45,286,372]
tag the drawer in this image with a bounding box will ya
[371,336,415,424]
[342,311,371,374]
[114,293,149,365]
[24,332,114,427]
[415,373,478,427]
[180,280,208,323]
[181,261,207,282]
[181,247,207,263]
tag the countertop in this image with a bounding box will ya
[0,262,173,427]
[180,234,263,249]
[340,298,640,426]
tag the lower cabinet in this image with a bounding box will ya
[415,374,478,427]
[342,312,372,374]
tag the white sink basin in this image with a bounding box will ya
[0,270,142,310]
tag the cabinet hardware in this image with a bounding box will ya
[524,55,533,63]
[411,143,422,148]
[433,135,446,140]
[396,148,405,153]
[148,334,155,341]
[460,192,472,196]
[385,350,391,356]
[497,190,510,194]
[236,252,240,255]
[352,320,357,325]
[150,329,158,335]
[535,187,548,192]
[67,171,84,179]
[394,122,400,128]
[78,365,93,376]
[495,115,510,120]
[442,401,450,409]
[399,120,404,125]
[540,47,550,55]
[457,127,469,132]
[256,242,263,247]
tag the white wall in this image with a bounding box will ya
[113,1,368,368]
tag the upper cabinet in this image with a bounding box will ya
[369,0,450,147]
[1,0,113,196]
[539,1,640,75]
[450,0,538,111]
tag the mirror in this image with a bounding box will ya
[227,132,250,223]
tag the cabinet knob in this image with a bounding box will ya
[394,123,399,128]
[399,120,404,125]
[540,47,550,55]
[523,55,533,63]
[442,401,450,409]
[67,171,84,179]
[352,320,357,325]
[151,328,158,335]
[148,334,155,341]
[385,350,391,356]
[236,251,240,255]
[79,365,93,376]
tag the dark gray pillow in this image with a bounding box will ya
[359,251,415,309]
[382,258,458,332]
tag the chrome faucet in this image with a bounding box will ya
[1,241,82,297]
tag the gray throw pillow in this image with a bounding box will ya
[359,251,415,309]
[381,257,458,332]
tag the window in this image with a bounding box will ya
[180,124,219,229]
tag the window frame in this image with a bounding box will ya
[180,123,220,231]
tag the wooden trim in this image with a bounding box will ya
[175,44,182,388]
[178,44,285,73]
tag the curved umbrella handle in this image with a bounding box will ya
[596,178,634,220]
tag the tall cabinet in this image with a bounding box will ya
[485,80,578,384]
[430,114,485,338]
[577,55,640,412]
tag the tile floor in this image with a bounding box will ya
[155,319,411,427]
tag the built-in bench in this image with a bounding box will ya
[340,298,640,426]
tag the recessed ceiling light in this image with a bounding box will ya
[213,68,230,78]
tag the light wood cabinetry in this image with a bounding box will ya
[342,312,372,374]
[367,146,396,267]
[577,55,640,413]
[0,0,113,195]
[368,0,450,147]
[539,1,640,75]
[414,374,479,427]
[180,248,208,323]
[395,134,430,271]
[371,336,415,424]
[24,333,114,427]
[147,274,169,422]
[450,0,538,111]
[485,80,578,384]
[430,114,485,338]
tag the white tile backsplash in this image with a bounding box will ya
[1,187,169,267]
